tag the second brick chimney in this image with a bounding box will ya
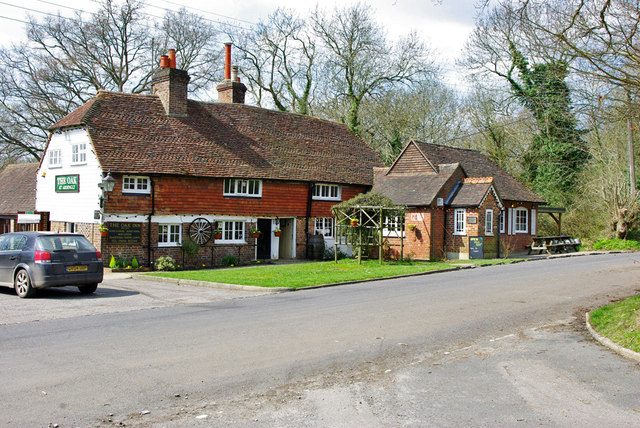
[152,49,190,117]
[216,43,247,104]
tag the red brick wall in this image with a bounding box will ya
[501,202,539,253]
[105,175,366,219]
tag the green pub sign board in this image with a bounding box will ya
[55,174,79,192]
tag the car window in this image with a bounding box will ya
[37,235,95,252]
[1,235,27,251]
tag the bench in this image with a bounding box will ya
[528,236,581,255]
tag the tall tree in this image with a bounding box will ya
[231,8,316,115]
[311,3,434,135]
[0,0,221,162]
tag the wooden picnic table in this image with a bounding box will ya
[527,235,581,255]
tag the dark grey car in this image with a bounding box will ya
[0,232,103,298]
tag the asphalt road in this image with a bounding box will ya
[1,253,640,427]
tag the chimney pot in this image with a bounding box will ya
[168,49,176,68]
[160,55,170,68]
[224,43,232,80]
[231,65,238,82]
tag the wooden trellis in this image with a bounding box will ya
[331,205,407,264]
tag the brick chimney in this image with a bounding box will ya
[216,43,247,104]
[152,49,190,117]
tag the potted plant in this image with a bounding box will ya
[251,228,261,238]
[99,225,108,237]
[350,218,359,227]
[274,228,282,237]
[213,228,222,240]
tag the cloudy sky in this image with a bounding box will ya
[0,0,481,87]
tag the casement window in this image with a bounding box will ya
[485,209,494,236]
[220,221,245,243]
[71,143,86,164]
[158,224,181,246]
[383,216,404,237]
[48,149,62,168]
[314,217,334,238]
[515,208,528,233]
[499,210,505,233]
[223,179,262,197]
[312,184,341,201]
[123,176,150,194]
[453,209,466,235]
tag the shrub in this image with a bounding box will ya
[109,255,117,268]
[182,237,200,256]
[131,256,139,268]
[323,247,348,260]
[155,256,176,271]
[221,254,237,267]
[592,238,640,251]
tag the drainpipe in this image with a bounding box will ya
[305,183,314,259]
[148,178,155,268]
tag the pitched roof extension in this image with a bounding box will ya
[414,141,546,204]
[50,91,383,186]
[0,163,38,215]
[447,178,503,209]
[372,164,461,206]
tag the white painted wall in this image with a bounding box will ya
[36,128,103,224]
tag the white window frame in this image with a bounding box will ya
[312,183,342,201]
[219,221,245,243]
[314,217,334,238]
[499,210,505,233]
[383,216,404,238]
[223,179,262,197]
[453,209,466,235]
[485,209,494,236]
[71,143,87,165]
[48,149,62,168]
[158,224,182,247]
[123,175,151,194]
[515,207,529,233]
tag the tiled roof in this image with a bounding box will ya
[372,164,461,206]
[49,91,383,186]
[414,141,546,204]
[0,163,38,214]
[448,182,495,207]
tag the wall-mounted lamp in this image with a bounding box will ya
[98,170,116,208]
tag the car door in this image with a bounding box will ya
[0,235,25,285]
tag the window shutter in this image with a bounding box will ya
[531,208,537,235]
[508,208,514,235]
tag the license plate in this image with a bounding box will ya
[66,265,88,272]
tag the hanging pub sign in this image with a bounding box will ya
[55,174,79,192]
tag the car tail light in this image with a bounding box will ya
[96,251,102,261]
[35,250,51,263]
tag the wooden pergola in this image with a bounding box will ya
[332,205,406,264]
[538,206,567,235]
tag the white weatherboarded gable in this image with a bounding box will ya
[36,128,103,223]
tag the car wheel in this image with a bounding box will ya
[78,283,98,294]
[14,269,35,298]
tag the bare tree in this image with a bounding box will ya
[0,0,222,162]
[231,8,316,114]
[311,3,435,135]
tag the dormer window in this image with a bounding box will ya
[123,176,150,194]
[312,184,341,201]
[224,179,262,197]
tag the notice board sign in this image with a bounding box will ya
[55,174,79,192]
[107,222,142,244]
[469,236,483,259]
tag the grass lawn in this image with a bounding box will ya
[146,258,511,289]
[589,295,640,353]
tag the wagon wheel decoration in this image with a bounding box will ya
[188,217,213,245]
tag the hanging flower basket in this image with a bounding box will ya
[274,229,281,237]
[99,225,108,237]
[407,224,417,231]
[350,219,359,227]
[252,229,261,238]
